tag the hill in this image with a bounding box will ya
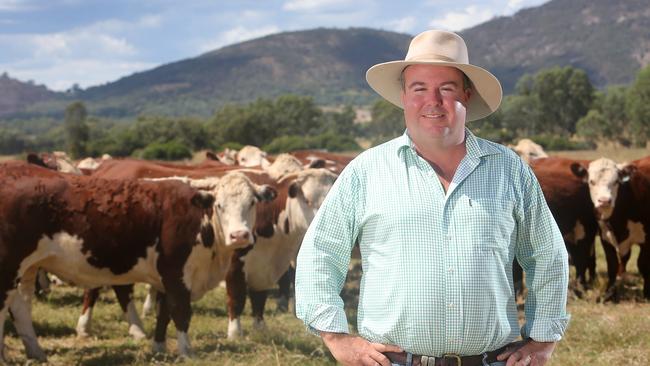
[2,0,649,119]
[462,0,650,91]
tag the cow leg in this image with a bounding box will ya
[638,246,650,299]
[161,281,192,357]
[0,305,6,362]
[226,251,247,339]
[113,285,146,340]
[76,288,100,338]
[35,269,51,299]
[9,287,46,361]
[276,266,294,313]
[142,284,157,318]
[601,240,620,302]
[512,259,524,299]
[152,292,170,354]
[249,289,268,330]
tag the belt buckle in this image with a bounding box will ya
[443,353,462,366]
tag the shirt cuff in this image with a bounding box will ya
[520,314,571,342]
[298,303,350,336]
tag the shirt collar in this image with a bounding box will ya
[395,128,502,159]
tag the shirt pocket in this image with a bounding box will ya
[454,195,515,252]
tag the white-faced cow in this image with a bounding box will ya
[509,138,548,164]
[225,168,339,338]
[572,157,650,300]
[0,162,275,362]
[237,145,271,168]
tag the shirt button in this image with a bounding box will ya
[447,267,454,273]
[447,303,454,308]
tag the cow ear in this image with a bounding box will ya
[570,162,588,180]
[618,163,636,183]
[308,158,326,169]
[288,182,301,198]
[191,191,215,209]
[256,185,277,202]
[27,153,48,168]
[205,151,219,161]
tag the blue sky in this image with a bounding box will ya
[0,0,548,91]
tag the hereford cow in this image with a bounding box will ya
[225,168,339,338]
[530,157,599,289]
[237,145,271,168]
[571,157,650,300]
[0,162,275,361]
[509,138,548,164]
[290,150,354,174]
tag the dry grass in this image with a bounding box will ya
[550,147,650,162]
[3,241,649,365]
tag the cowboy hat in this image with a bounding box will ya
[366,29,502,121]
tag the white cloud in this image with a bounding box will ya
[386,16,417,33]
[283,0,356,12]
[138,14,163,28]
[0,0,31,11]
[27,31,135,59]
[429,6,494,31]
[507,0,524,9]
[3,59,156,90]
[199,25,281,53]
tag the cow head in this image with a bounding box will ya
[570,158,633,220]
[266,153,303,180]
[237,145,270,168]
[213,172,277,247]
[285,168,338,226]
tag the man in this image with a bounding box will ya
[295,30,569,366]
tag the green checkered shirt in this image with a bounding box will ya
[295,129,570,356]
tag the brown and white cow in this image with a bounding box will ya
[290,150,354,174]
[237,145,271,168]
[0,162,275,361]
[509,138,548,164]
[225,168,339,338]
[572,157,650,300]
[530,157,599,289]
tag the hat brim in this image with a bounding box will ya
[366,60,502,121]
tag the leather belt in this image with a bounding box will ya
[385,345,506,366]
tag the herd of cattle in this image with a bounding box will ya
[0,140,649,362]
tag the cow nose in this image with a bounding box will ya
[598,197,612,207]
[230,230,250,242]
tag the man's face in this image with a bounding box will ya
[400,65,471,149]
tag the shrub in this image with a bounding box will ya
[138,140,192,160]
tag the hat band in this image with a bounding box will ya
[405,53,466,64]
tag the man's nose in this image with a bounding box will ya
[425,89,443,106]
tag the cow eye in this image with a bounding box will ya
[250,200,255,207]
[588,180,595,185]
[217,203,222,210]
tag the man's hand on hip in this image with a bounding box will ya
[497,339,557,366]
[320,331,402,366]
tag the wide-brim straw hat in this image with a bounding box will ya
[366,30,502,121]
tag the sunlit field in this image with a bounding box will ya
[2,238,650,365]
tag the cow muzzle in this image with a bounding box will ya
[227,230,252,246]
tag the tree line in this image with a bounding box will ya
[1,65,650,159]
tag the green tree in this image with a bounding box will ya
[367,99,403,144]
[530,66,594,135]
[64,101,89,158]
[626,66,650,147]
[576,110,609,143]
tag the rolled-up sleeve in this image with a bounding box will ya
[516,165,571,342]
[295,163,364,335]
